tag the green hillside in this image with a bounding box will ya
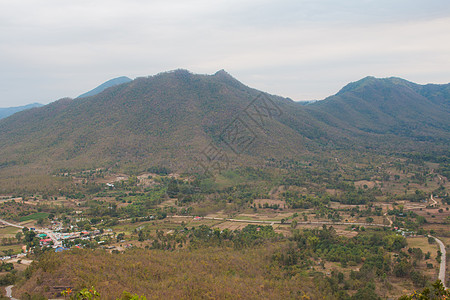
[0,103,43,120]
[305,77,450,147]
[0,70,318,174]
[0,71,448,180]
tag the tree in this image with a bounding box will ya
[351,282,380,300]
[117,233,125,242]
[411,248,423,261]
[2,249,14,257]
[394,260,410,277]
[24,230,36,243]
[15,231,23,242]
[138,230,145,242]
[167,179,179,198]
[61,287,147,300]
[118,291,147,300]
[291,220,298,229]
[436,250,442,263]
[399,280,449,299]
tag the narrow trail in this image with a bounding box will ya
[430,194,438,206]
[384,212,393,226]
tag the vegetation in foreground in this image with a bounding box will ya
[0,149,448,299]
[0,224,440,299]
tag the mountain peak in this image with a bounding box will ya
[214,69,237,79]
[337,76,415,95]
[212,69,244,89]
[77,76,132,99]
[214,69,230,76]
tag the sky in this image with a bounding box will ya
[1,0,450,107]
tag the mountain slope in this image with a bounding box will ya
[0,70,327,172]
[0,103,43,119]
[305,76,450,144]
[0,71,448,175]
[76,76,132,99]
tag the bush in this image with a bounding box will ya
[0,272,17,285]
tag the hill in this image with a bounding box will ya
[0,70,448,178]
[305,76,450,145]
[76,76,132,99]
[0,103,43,120]
[0,70,319,173]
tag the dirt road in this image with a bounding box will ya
[5,285,18,300]
[431,236,447,289]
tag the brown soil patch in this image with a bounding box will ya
[414,208,450,224]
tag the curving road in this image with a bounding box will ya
[431,236,447,289]
[5,285,18,300]
[0,218,61,247]
[430,194,438,206]
[0,218,60,299]
[384,212,393,226]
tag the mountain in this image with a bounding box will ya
[0,103,43,120]
[305,76,450,144]
[76,76,132,99]
[0,69,327,173]
[0,70,448,176]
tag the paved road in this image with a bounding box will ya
[0,218,61,247]
[0,218,23,229]
[5,285,18,300]
[40,229,62,247]
[431,236,447,289]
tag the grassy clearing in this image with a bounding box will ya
[0,226,21,236]
[439,237,450,248]
[407,237,440,257]
[19,212,49,222]
[0,244,23,255]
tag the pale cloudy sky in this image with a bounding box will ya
[1,0,450,106]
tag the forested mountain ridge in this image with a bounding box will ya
[0,102,43,120]
[0,70,448,175]
[306,76,450,144]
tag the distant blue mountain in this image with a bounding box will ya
[0,103,43,120]
[76,76,132,99]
